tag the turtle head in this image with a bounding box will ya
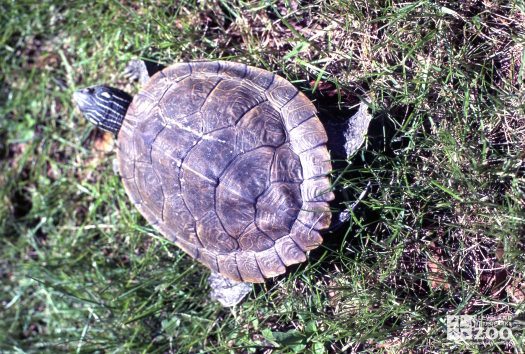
[73,86,132,134]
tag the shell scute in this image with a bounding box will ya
[255,182,302,240]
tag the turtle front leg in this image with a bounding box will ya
[208,272,252,307]
[123,59,166,85]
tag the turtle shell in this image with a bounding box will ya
[117,61,334,282]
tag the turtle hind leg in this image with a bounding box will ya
[321,99,372,161]
[329,180,372,230]
[320,98,373,230]
[123,59,165,85]
[208,272,252,307]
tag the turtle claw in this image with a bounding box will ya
[123,59,151,84]
[123,59,165,85]
[331,180,371,230]
[209,272,252,307]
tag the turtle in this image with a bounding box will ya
[73,60,370,305]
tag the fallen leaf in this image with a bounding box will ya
[426,242,451,291]
[93,131,115,153]
[507,276,525,304]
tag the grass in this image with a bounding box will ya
[1,0,524,352]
